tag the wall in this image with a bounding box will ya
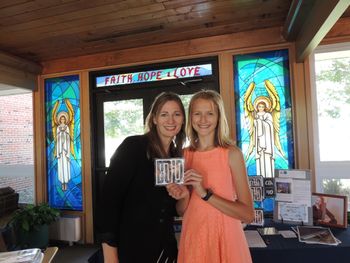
[0,93,34,203]
[0,93,33,165]
[36,18,350,243]
[35,27,304,244]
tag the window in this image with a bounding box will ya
[45,75,82,210]
[311,43,350,209]
[233,49,294,213]
[0,91,35,204]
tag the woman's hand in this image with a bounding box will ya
[184,169,206,198]
[166,183,189,200]
[102,243,119,263]
[167,183,191,216]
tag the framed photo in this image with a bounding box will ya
[251,187,264,202]
[250,209,264,226]
[312,193,348,229]
[248,176,264,201]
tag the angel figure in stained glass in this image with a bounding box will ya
[52,99,76,191]
[244,80,285,178]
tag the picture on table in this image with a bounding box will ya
[312,193,348,229]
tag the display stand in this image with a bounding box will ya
[273,169,313,225]
[248,176,274,226]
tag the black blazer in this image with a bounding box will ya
[98,135,178,262]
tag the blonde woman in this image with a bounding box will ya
[168,90,254,263]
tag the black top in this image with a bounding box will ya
[98,135,178,262]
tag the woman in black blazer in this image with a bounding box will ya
[98,92,186,263]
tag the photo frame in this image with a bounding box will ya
[250,209,264,226]
[312,193,348,229]
[273,169,313,225]
[248,176,264,202]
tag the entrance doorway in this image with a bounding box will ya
[90,57,219,237]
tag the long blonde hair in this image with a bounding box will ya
[186,89,233,150]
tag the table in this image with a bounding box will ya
[247,219,350,263]
[42,246,58,263]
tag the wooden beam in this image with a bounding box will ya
[0,63,37,90]
[295,0,350,62]
[0,51,42,74]
[283,0,316,41]
[0,51,42,90]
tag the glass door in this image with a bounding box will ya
[103,99,144,166]
[90,57,219,238]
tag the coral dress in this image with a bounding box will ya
[178,147,252,263]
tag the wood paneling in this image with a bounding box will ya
[42,26,285,74]
[0,0,293,62]
[290,45,310,170]
[218,53,236,142]
[80,71,94,243]
[34,77,46,203]
[322,17,350,44]
[303,57,316,192]
[0,0,349,64]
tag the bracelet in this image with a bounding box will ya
[201,188,213,201]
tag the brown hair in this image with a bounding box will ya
[145,92,186,158]
[186,89,233,150]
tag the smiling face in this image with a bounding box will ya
[191,98,218,139]
[257,102,267,112]
[153,100,184,144]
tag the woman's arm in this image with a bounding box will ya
[184,147,254,223]
[166,183,190,216]
[98,137,140,260]
[102,243,119,263]
[225,146,254,222]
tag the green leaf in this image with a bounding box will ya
[10,203,60,232]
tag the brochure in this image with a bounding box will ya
[296,226,341,246]
[244,230,267,248]
[274,169,313,225]
[257,227,279,235]
[0,248,43,263]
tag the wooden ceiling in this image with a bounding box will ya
[0,0,295,63]
[0,0,349,65]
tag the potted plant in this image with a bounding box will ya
[10,203,60,249]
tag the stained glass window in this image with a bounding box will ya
[45,75,82,210]
[234,49,294,211]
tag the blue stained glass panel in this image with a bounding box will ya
[45,75,82,211]
[233,49,295,212]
